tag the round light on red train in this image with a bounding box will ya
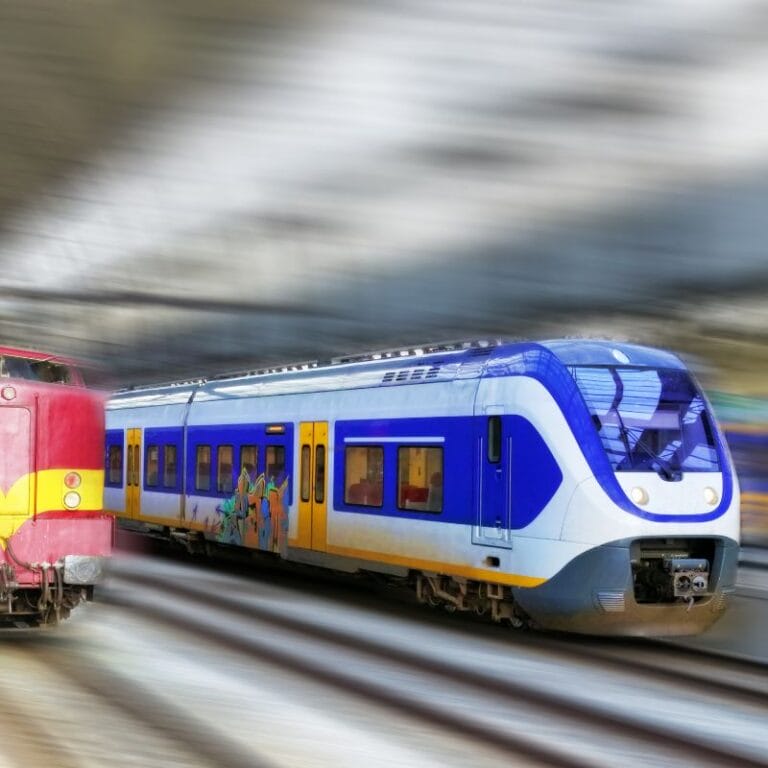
[1,386,16,401]
[630,486,649,506]
[64,472,82,489]
[63,491,81,509]
[703,486,719,506]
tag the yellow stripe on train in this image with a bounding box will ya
[35,469,104,515]
[0,469,104,542]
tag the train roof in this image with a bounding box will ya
[108,338,687,409]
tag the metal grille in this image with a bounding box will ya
[597,591,626,613]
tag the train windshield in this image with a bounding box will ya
[570,366,720,475]
[0,356,74,384]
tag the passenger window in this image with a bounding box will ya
[241,445,258,477]
[218,445,234,493]
[300,444,311,502]
[398,446,443,512]
[164,445,177,488]
[266,445,286,482]
[195,445,211,491]
[108,445,123,485]
[344,446,383,507]
[315,444,326,504]
[145,445,159,487]
[132,445,140,486]
[488,416,501,463]
[128,445,135,486]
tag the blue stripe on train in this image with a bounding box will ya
[334,415,563,528]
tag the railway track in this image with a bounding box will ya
[0,546,762,768]
[98,553,768,768]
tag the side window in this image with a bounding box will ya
[241,445,258,477]
[398,446,443,512]
[344,446,383,507]
[315,444,326,504]
[218,445,234,493]
[196,445,211,491]
[300,444,311,502]
[488,416,501,463]
[164,445,177,488]
[132,445,140,486]
[266,445,286,482]
[146,445,159,487]
[128,445,136,486]
[107,445,123,486]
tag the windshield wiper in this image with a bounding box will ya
[629,432,681,481]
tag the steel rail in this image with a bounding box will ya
[27,637,278,768]
[103,567,768,768]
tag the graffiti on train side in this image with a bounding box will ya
[210,467,289,553]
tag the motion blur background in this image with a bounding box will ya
[1,2,766,535]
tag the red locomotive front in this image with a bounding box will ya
[0,347,111,626]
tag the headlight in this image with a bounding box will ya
[703,486,719,506]
[630,486,649,506]
[63,491,81,509]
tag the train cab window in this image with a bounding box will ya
[0,356,33,379]
[107,445,123,485]
[163,445,177,488]
[218,445,234,494]
[145,445,159,487]
[241,445,258,478]
[344,446,383,507]
[488,416,501,463]
[266,445,286,483]
[30,360,71,384]
[398,446,443,512]
[315,444,326,504]
[300,445,311,502]
[195,445,211,491]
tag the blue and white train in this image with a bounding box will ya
[105,339,739,636]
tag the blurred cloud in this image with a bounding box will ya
[0,1,766,385]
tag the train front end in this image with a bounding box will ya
[0,351,112,626]
[509,342,739,636]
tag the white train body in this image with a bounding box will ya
[105,340,739,635]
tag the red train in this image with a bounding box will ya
[0,345,111,626]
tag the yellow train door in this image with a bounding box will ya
[125,428,142,519]
[293,422,328,551]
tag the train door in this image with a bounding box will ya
[125,428,142,519]
[294,421,328,551]
[0,405,32,517]
[472,411,513,548]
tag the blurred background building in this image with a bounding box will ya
[0,0,766,405]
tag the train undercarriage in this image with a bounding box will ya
[0,556,102,627]
[414,572,531,627]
